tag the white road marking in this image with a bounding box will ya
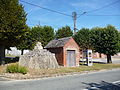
[112,80,120,84]
[83,86,99,90]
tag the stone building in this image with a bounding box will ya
[45,37,80,67]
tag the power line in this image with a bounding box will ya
[86,0,120,13]
[85,14,120,16]
[77,12,86,18]
[20,0,77,33]
[77,0,120,15]
[20,0,72,17]
[20,0,120,32]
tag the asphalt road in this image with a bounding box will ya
[0,69,120,90]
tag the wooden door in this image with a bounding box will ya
[67,50,76,67]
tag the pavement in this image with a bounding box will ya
[0,69,120,90]
[0,77,9,81]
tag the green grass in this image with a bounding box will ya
[5,54,16,57]
[6,63,28,74]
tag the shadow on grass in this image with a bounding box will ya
[93,61,106,64]
[82,81,120,90]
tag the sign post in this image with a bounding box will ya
[82,49,93,66]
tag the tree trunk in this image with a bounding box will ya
[99,53,102,58]
[21,49,24,55]
[0,45,5,65]
[107,54,112,63]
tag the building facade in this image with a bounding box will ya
[45,37,80,67]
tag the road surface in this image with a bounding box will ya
[0,69,120,90]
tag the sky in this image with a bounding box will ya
[19,0,120,31]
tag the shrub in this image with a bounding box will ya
[6,63,27,74]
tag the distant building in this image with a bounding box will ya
[92,52,106,58]
[45,37,80,67]
[5,47,29,56]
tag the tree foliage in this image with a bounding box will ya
[74,28,91,50]
[55,26,73,39]
[41,26,55,47]
[31,25,54,47]
[0,0,28,46]
[17,25,54,54]
[0,0,28,60]
[16,28,33,55]
[119,32,120,52]
[90,25,120,63]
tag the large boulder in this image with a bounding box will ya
[19,42,59,69]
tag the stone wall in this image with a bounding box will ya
[19,42,59,69]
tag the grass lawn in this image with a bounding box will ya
[5,54,16,57]
[0,63,120,79]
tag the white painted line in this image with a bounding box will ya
[112,80,120,84]
[83,87,99,90]
[91,87,99,89]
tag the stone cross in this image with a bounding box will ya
[34,42,43,50]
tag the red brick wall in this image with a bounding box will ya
[46,38,80,67]
[92,52,120,58]
[63,38,80,67]
[92,52,106,58]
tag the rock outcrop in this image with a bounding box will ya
[19,42,59,69]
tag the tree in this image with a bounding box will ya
[74,28,92,50]
[90,25,120,63]
[30,26,43,43]
[41,26,54,47]
[31,25,54,47]
[0,0,28,60]
[119,32,120,52]
[17,26,43,53]
[16,29,33,55]
[73,28,93,65]
[55,26,73,39]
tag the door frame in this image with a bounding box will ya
[66,50,76,67]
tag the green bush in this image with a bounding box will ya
[6,63,27,74]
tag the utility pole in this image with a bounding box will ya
[72,12,77,35]
[38,21,41,26]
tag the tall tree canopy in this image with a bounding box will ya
[119,32,120,52]
[74,28,92,50]
[41,26,54,47]
[30,26,42,44]
[0,0,28,59]
[31,25,54,47]
[55,26,73,39]
[90,25,120,63]
[16,28,33,55]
